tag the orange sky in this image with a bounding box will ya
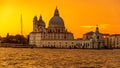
[0,0,120,38]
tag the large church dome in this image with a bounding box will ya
[48,7,65,28]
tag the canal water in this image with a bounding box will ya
[0,48,119,68]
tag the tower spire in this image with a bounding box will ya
[21,14,23,35]
[96,25,99,33]
[54,7,59,16]
[96,25,98,30]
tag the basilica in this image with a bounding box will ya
[32,7,74,40]
[29,7,104,48]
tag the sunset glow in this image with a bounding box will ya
[0,0,120,38]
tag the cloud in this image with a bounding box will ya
[80,24,110,29]
[80,25,96,28]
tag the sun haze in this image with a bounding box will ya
[0,0,120,38]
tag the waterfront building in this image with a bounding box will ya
[83,31,94,40]
[102,34,110,47]
[108,34,120,48]
[83,26,104,48]
[92,25,104,48]
[29,7,104,48]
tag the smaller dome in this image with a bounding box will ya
[38,15,46,27]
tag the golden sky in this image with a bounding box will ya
[0,0,120,38]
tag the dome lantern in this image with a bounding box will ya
[54,7,59,16]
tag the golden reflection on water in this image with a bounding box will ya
[0,48,120,68]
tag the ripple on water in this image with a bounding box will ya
[0,48,120,67]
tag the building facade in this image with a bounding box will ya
[29,7,104,48]
[108,34,120,48]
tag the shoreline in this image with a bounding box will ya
[0,47,116,50]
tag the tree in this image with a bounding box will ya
[2,34,28,44]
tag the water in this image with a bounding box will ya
[0,48,120,68]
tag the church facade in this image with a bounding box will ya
[29,7,104,48]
